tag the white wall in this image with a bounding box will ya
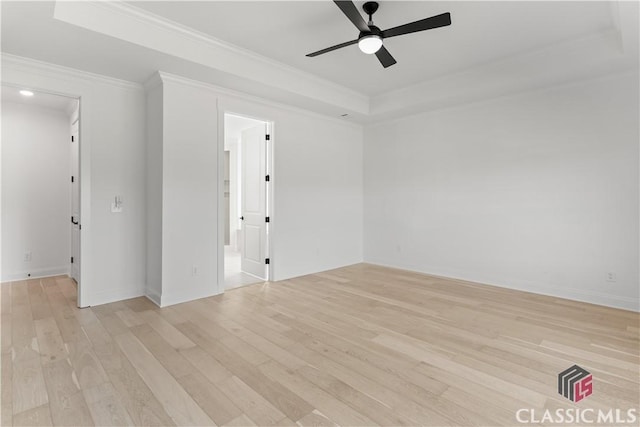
[1,101,71,281]
[1,55,147,307]
[364,71,639,311]
[158,78,219,306]
[217,88,364,283]
[146,73,363,306]
[145,81,163,304]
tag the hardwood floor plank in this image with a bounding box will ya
[296,365,416,426]
[82,382,134,426]
[114,332,214,426]
[27,280,53,321]
[223,413,257,427]
[65,337,108,390]
[179,346,234,384]
[82,321,176,426]
[130,324,196,379]
[1,351,13,426]
[35,317,68,364]
[137,310,196,350]
[175,321,314,422]
[295,409,340,427]
[217,375,287,426]
[12,403,53,426]
[259,360,378,426]
[1,313,12,354]
[114,309,145,328]
[12,354,49,414]
[176,373,242,425]
[41,358,94,426]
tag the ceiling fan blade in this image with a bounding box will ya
[334,1,370,33]
[381,12,451,39]
[306,39,358,57]
[375,45,397,68]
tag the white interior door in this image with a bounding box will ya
[240,124,267,279]
[70,121,80,283]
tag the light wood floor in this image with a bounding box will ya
[1,264,638,426]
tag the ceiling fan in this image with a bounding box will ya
[306,1,451,68]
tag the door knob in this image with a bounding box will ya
[240,216,244,220]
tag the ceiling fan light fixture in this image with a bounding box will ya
[358,35,382,54]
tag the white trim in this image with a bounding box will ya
[158,286,221,308]
[53,0,368,115]
[365,261,640,313]
[1,266,70,283]
[216,99,225,295]
[145,287,162,307]
[143,72,163,92]
[367,67,640,128]
[157,72,362,129]
[101,1,365,100]
[1,53,143,92]
[87,284,146,307]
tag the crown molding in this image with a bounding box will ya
[143,71,163,92]
[155,71,363,128]
[1,52,144,92]
[368,27,638,121]
[53,0,369,115]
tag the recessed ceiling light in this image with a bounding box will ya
[19,90,34,97]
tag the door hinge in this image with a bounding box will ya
[71,257,74,264]
[265,174,270,182]
[265,134,270,141]
[265,258,270,265]
[71,135,74,142]
[71,176,75,183]
[265,216,270,223]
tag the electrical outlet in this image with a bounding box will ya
[606,272,617,283]
[23,251,32,262]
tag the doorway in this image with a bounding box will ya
[0,85,81,304]
[223,113,272,290]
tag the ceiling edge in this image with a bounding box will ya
[53,0,370,115]
[1,52,144,92]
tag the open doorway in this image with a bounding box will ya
[223,113,272,290]
[1,85,81,305]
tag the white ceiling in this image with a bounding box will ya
[128,1,614,96]
[1,84,77,113]
[1,1,637,122]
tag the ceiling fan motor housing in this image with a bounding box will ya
[359,25,382,40]
[362,1,379,22]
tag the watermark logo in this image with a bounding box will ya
[516,365,638,424]
[558,364,593,402]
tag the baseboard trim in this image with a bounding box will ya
[87,285,145,307]
[364,261,639,312]
[145,287,162,307]
[1,266,70,283]
[159,285,221,308]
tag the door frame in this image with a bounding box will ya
[70,115,81,291]
[1,83,84,306]
[217,107,275,293]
